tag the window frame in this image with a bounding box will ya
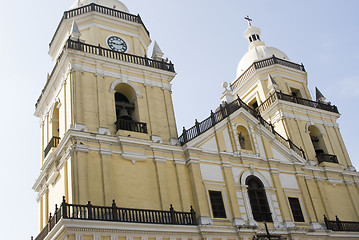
[208,190,228,219]
[288,197,305,222]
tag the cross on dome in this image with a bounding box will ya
[244,16,252,27]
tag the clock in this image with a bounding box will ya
[107,36,127,53]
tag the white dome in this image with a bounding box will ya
[70,0,129,13]
[236,45,289,78]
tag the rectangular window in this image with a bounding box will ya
[209,190,227,219]
[288,197,305,222]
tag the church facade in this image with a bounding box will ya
[32,1,359,240]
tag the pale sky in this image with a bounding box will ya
[0,1,358,239]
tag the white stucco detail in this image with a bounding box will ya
[271,146,291,163]
[110,78,143,98]
[232,167,243,184]
[199,137,218,151]
[255,134,266,158]
[223,128,233,152]
[258,170,273,187]
[200,164,224,182]
[279,173,299,189]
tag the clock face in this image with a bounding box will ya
[107,36,127,53]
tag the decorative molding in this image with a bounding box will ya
[121,151,148,164]
[283,220,295,228]
[109,78,143,98]
[198,216,213,225]
[310,222,322,230]
[76,235,83,240]
[98,127,111,136]
[151,135,163,143]
[71,123,88,132]
[232,218,246,227]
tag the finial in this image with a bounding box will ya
[245,15,252,27]
[152,41,164,61]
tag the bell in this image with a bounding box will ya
[118,108,132,120]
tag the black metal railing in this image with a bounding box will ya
[231,56,305,90]
[66,39,175,72]
[178,97,305,159]
[36,38,175,109]
[44,136,61,158]
[317,153,339,164]
[50,3,149,47]
[115,119,148,133]
[256,91,339,114]
[35,197,197,240]
[324,215,359,232]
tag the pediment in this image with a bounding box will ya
[182,106,305,165]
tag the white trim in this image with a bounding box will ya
[110,79,143,98]
[305,122,326,136]
[205,187,231,221]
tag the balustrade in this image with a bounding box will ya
[179,96,305,159]
[256,91,339,115]
[44,136,61,158]
[324,215,359,232]
[317,153,339,164]
[35,197,197,240]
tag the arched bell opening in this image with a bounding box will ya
[113,83,147,133]
[308,125,327,155]
[51,102,60,138]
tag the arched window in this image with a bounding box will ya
[308,125,327,155]
[237,125,252,150]
[246,176,272,222]
[113,83,147,133]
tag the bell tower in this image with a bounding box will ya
[33,0,179,231]
[225,19,353,169]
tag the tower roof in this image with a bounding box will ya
[70,0,129,13]
[236,19,289,78]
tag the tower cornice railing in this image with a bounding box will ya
[36,38,175,108]
[256,91,339,114]
[50,3,149,47]
[34,197,197,240]
[230,56,306,91]
[178,97,305,159]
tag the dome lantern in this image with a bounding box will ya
[235,18,289,78]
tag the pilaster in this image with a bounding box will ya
[154,157,169,209]
[186,158,211,221]
[221,162,242,223]
[174,159,191,211]
[296,174,317,223]
[270,169,293,226]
